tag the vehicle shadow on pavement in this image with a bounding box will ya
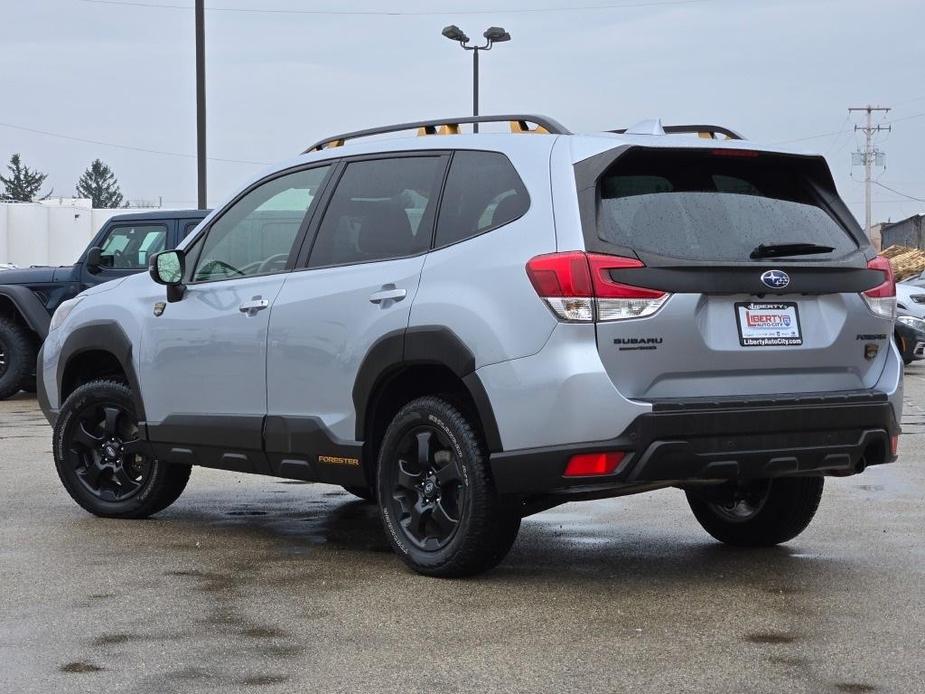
[154,486,850,592]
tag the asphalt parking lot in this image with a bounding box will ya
[1,372,923,694]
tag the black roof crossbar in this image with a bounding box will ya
[610,124,745,140]
[304,114,571,153]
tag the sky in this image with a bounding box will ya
[1,0,923,226]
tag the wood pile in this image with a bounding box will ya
[880,245,925,281]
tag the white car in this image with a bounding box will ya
[896,280,925,319]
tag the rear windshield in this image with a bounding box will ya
[597,149,857,261]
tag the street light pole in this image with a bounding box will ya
[472,45,479,125]
[441,26,511,134]
[195,0,206,210]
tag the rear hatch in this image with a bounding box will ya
[576,146,894,400]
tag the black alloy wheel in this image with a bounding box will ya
[377,396,521,577]
[383,425,466,551]
[67,399,152,502]
[53,380,192,518]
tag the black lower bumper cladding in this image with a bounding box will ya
[490,391,899,496]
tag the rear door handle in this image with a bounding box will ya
[239,298,270,314]
[368,288,406,304]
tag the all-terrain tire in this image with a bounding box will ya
[53,379,191,518]
[0,318,36,400]
[377,396,520,577]
[686,477,824,547]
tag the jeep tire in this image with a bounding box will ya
[686,477,824,547]
[377,396,520,577]
[0,318,36,400]
[53,380,191,518]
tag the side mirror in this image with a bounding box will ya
[86,246,103,273]
[149,250,186,302]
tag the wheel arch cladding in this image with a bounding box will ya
[57,322,147,422]
[353,326,503,453]
[0,285,50,338]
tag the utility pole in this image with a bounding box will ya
[849,105,891,240]
[195,0,207,210]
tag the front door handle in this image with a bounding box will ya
[239,297,270,315]
[368,287,407,304]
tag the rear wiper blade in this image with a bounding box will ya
[749,242,835,259]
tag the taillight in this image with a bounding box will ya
[525,251,670,322]
[861,256,896,320]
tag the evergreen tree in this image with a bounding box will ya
[76,159,124,208]
[0,154,50,202]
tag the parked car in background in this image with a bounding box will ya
[0,209,208,399]
[895,314,925,365]
[895,279,925,319]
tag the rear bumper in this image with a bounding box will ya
[490,391,899,496]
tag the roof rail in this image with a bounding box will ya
[610,123,745,140]
[304,114,570,153]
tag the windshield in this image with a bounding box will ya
[597,149,858,262]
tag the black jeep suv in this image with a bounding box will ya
[0,209,207,399]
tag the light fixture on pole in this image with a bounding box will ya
[441,25,511,133]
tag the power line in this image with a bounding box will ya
[77,0,717,15]
[769,110,925,147]
[769,129,845,146]
[884,111,925,126]
[0,121,268,166]
[873,181,925,203]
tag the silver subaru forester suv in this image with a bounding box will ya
[38,115,902,577]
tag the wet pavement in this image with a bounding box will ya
[1,370,924,694]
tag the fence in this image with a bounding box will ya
[0,200,131,266]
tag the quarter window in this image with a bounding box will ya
[308,157,444,267]
[192,166,331,282]
[435,151,529,248]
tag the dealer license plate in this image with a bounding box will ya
[735,302,802,347]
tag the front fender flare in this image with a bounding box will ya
[56,321,147,424]
[0,285,51,338]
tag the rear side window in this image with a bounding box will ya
[597,149,857,261]
[309,156,444,267]
[435,151,529,248]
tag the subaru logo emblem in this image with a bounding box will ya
[761,270,790,289]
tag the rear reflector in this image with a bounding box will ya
[563,451,626,477]
[890,435,898,457]
[526,251,670,322]
[861,256,896,320]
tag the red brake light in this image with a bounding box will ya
[711,148,760,158]
[865,255,895,298]
[586,254,666,299]
[525,251,592,297]
[526,251,670,322]
[525,251,665,299]
[564,451,626,477]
